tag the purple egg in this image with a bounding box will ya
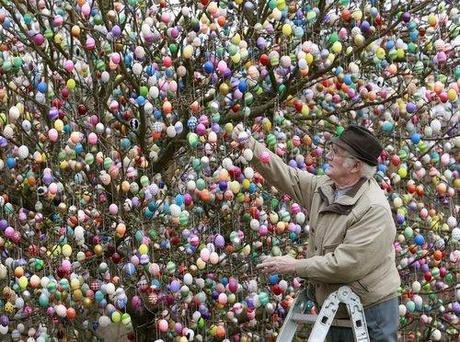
[48,107,59,120]
[214,234,225,247]
[169,280,181,293]
[111,25,122,37]
[256,37,267,50]
[402,12,411,23]
[0,220,8,231]
[360,21,371,33]
[452,302,460,316]
[288,160,297,168]
[0,315,8,326]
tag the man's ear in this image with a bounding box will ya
[351,160,362,174]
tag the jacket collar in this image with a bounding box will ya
[318,177,369,215]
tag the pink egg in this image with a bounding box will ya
[218,293,227,305]
[88,132,98,145]
[158,319,168,332]
[291,203,301,214]
[63,60,74,72]
[259,151,270,164]
[48,183,58,194]
[48,129,58,142]
[111,53,121,64]
[109,204,118,215]
[61,260,72,272]
[4,227,14,238]
[81,3,91,16]
[85,37,95,49]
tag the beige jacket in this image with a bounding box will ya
[249,138,400,313]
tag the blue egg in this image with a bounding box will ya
[123,263,136,276]
[165,68,174,78]
[385,40,395,49]
[148,201,157,211]
[220,277,229,286]
[124,54,133,66]
[414,235,425,246]
[410,133,421,144]
[175,194,184,206]
[144,207,153,218]
[95,291,105,302]
[6,157,16,169]
[268,274,279,285]
[120,138,131,150]
[409,31,418,42]
[37,82,48,93]
[153,110,162,119]
[136,96,145,106]
[382,121,394,132]
[151,279,161,289]
[145,65,155,76]
[238,79,248,93]
[343,74,353,85]
[74,143,83,154]
[203,61,214,74]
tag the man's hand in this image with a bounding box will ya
[256,255,298,275]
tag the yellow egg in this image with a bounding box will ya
[183,45,193,59]
[447,89,458,101]
[230,180,241,194]
[54,119,64,132]
[282,24,292,36]
[196,257,206,270]
[66,79,76,90]
[62,244,72,257]
[139,244,148,255]
[331,41,342,53]
[18,276,28,289]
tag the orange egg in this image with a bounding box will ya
[215,325,226,339]
[436,183,447,195]
[433,250,443,261]
[71,25,80,37]
[217,16,226,26]
[152,131,162,141]
[121,181,130,192]
[199,189,210,202]
[162,100,172,113]
[190,101,200,113]
[15,267,24,277]
[116,223,126,237]
[67,307,76,319]
[27,176,36,186]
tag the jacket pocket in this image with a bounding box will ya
[322,243,339,256]
[355,280,370,292]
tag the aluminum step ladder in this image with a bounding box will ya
[277,286,370,342]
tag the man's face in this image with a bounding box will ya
[325,144,357,183]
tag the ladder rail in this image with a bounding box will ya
[276,286,370,342]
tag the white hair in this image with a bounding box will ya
[343,156,377,179]
[361,162,377,178]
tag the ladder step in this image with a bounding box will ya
[291,313,353,328]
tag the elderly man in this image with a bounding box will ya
[233,124,400,341]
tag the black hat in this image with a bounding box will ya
[331,125,383,166]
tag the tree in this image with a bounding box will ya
[0,0,459,340]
